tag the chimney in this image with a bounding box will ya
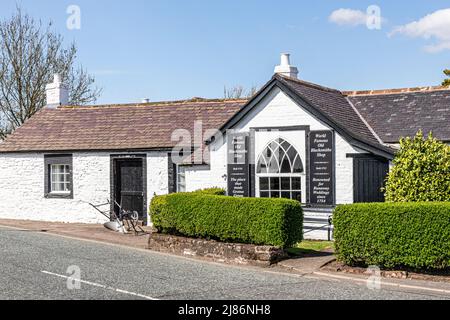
[274,53,299,79]
[46,74,69,108]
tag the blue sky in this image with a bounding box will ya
[1,0,449,104]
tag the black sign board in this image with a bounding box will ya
[227,133,250,197]
[309,131,334,205]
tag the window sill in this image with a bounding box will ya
[45,193,73,199]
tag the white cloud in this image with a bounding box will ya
[329,9,368,26]
[389,8,450,53]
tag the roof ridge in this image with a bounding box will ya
[274,74,342,94]
[345,97,385,146]
[60,98,247,109]
[344,85,450,96]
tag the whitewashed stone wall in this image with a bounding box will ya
[184,165,223,192]
[0,151,168,224]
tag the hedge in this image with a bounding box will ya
[334,202,450,270]
[192,188,226,196]
[150,193,303,248]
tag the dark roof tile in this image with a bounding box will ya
[348,90,450,143]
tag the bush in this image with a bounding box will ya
[150,193,303,248]
[192,188,226,196]
[334,202,450,270]
[384,131,450,202]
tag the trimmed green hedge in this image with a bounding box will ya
[192,188,226,196]
[334,203,450,270]
[150,193,303,248]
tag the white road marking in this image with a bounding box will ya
[314,272,450,295]
[41,270,159,300]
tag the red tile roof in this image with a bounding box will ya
[0,99,246,153]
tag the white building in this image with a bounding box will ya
[0,54,448,240]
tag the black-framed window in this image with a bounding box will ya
[44,155,73,199]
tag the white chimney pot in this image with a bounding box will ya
[274,53,299,79]
[46,73,69,108]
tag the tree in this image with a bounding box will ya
[443,69,450,87]
[384,131,450,202]
[0,8,101,139]
[223,85,258,99]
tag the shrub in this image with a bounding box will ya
[334,202,450,270]
[384,131,450,202]
[150,193,303,248]
[192,188,226,196]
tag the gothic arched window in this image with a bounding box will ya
[257,138,304,202]
[257,139,303,174]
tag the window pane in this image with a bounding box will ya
[257,157,268,174]
[281,157,293,173]
[260,192,270,198]
[281,177,291,190]
[270,191,280,198]
[293,156,304,173]
[53,174,64,183]
[259,177,269,191]
[292,177,301,190]
[267,153,279,173]
[176,166,186,192]
[281,192,291,199]
[292,192,302,203]
[281,140,291,153]
[270,177,280,191]
[52,165,62,174]
[52,182,65,192]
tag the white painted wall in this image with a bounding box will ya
[203,87,365,204]
[183,165,223,192]
[0,151,168,224]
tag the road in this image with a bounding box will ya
[0,226,448,300]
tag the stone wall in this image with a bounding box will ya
[0,151,169,224]
[148,232,287,267]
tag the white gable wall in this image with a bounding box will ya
[202,87,366,204]
[0,151,168,224]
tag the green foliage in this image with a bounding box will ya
[192,188,226,196]
[150,193,303,248]
[443,69,450,87]
[334,203,450,270]
[384,131,450,202]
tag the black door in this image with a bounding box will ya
[353,156,389,203]
[113,159,145,220]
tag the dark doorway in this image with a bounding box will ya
[112,156,147,223]
[353,155,389,203]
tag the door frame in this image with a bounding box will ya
[347,153,389,203]
[110,154,147,225]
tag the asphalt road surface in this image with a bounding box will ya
[0,226,448,300]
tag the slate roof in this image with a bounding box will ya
[0,75,448,157]
[276,75,382,147]
[0,99,245,153]
[346,88,450,143]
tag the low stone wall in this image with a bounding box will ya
[148,232,287,267]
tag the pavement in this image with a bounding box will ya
[0,219,151,249]
[278,252,336,274]
[0,221,449,300]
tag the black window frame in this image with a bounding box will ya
[44,154,74,199]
